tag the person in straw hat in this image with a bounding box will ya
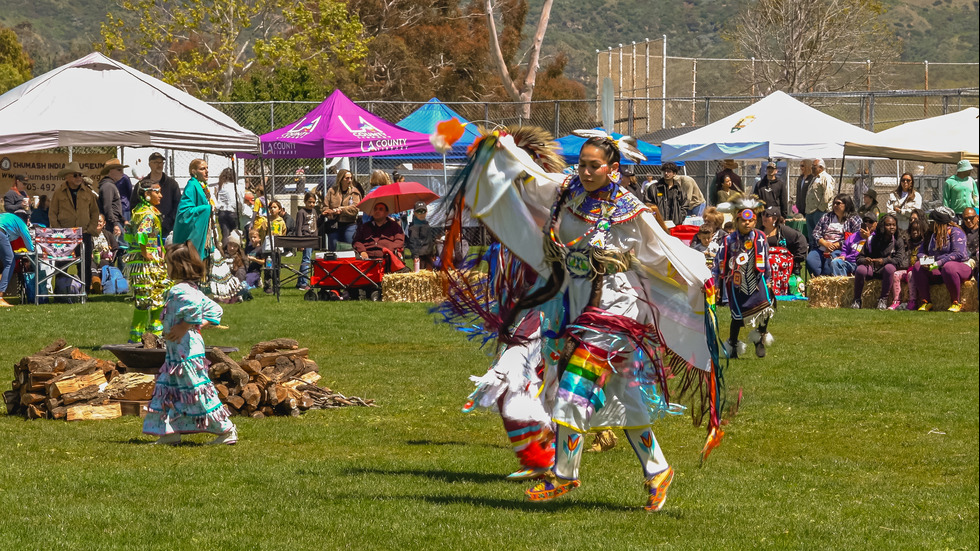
[50,162,101,291]
[98,158,128,238]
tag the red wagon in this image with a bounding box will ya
[309,258,385,301]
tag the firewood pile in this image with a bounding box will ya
[3,338,377,421]
[2,339,155,421]
[208,338,377,418]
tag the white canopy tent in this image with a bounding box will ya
[0,52,259,155]
[842,107,979,165]
[661,91,876,162]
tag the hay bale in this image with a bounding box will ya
[807,276,977,311]
[382,271,446,303]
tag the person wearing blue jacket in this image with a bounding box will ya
[0,211,34,306]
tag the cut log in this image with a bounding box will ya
[226,395,245,410]
[49,406,67,419]
[207,348,240,369]
[112,400,149,417]
[242,383,261,408]
[254,348,309,367]
[276,356,299,378]
[49,359,99,384]
[266,384,288,406]
[261,406,274,416]
[70,348,93,361]
[61,386,107,406]
[140,332,164,350]
[46,397,62,411]
[29,372,58,391]
[250,410,265,419]
[67,402,122,421]
[248,338,299,358]
[239,359,263,376]
[104,372,156,401]
[27,404,46,419]
[23,356,57,373]
[227,366,250,388]
[4,390,22,413]
[39,338,69,355]
[301,359,318,375]
[209,361,232,380]
[298,394,315,410]
[50,372,109,399]
[20,392,46,406]
[216,384,229,401]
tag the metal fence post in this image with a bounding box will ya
[868,94,875,132]
[553,101,560,138]
[704,97,711,124]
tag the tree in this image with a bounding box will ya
[99,0,367,100]
[0,25,33,94]
[728,0,899,94]
[485,0,554,117]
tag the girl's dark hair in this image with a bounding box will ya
[303,191,317,204]
[166,242,207,281]
[269,200,283,212]
[894,172,915,195]
[833,194,855,217]
[582,136,621,165]
[133,179,157,204]
[870,213,898,251]
[219,168,235,182]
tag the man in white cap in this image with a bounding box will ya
[804,158,835,244]
[943,160,978,215]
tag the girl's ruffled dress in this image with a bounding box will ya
[142,282,234,436]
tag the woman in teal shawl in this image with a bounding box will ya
[172,159,215,260]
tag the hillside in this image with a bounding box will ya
[1,0,977,93]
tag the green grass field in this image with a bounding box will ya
[0,293,976,550]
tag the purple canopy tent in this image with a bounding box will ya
[238,89,436,301]
[243,89,436,159]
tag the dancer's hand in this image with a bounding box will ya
[165,321,194,342]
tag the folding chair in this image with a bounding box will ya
[32,227,87,304]
[270,235,324,301]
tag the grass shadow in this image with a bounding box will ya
[344,466,503,485]
[405,439,469,446]
[412,493,649,514]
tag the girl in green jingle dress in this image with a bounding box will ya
[124,181,169,342]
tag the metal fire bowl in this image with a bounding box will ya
[100,343,239,373]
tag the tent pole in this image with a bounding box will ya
[838,156,846,195]
[443,153,448,191]
[260,158,280,303]
[231,154,241,233]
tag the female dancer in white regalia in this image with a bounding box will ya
[436,128,729,511]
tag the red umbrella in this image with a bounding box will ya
[357,181,439,213]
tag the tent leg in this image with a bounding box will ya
[259,159,280,303]
[837,156,846,195]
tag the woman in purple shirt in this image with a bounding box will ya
[910,207,971,312]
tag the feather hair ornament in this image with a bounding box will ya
[570,129,648,163]
[715,193,765,215]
